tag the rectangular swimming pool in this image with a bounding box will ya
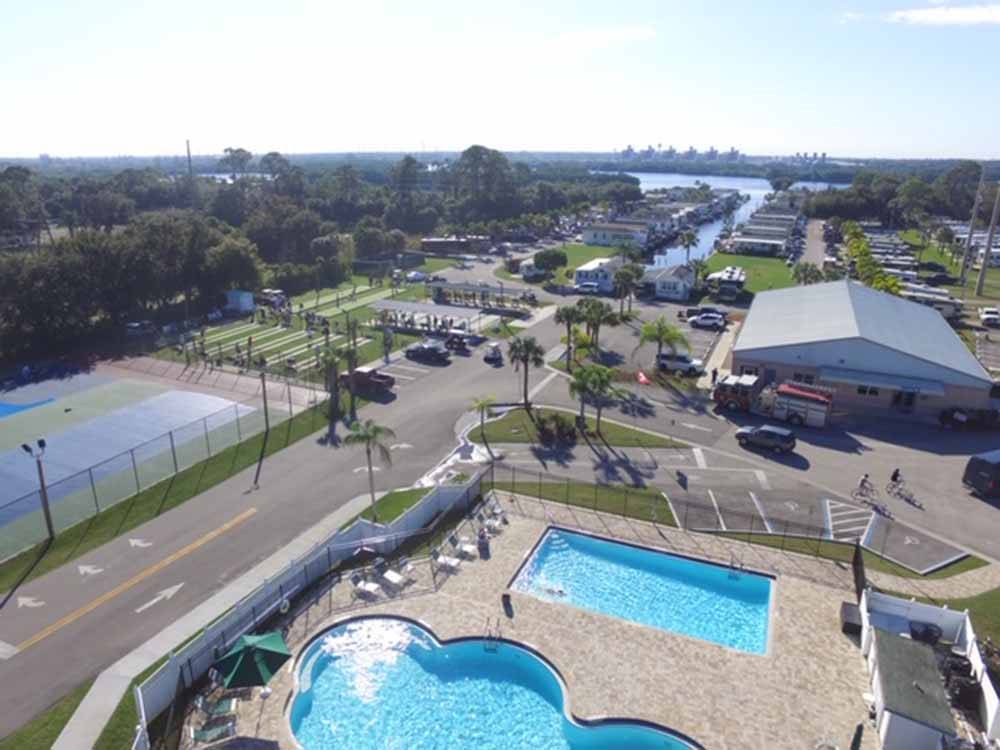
[511,527,773,654]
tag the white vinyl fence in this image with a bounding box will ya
[130,468,487,746]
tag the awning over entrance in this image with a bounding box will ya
[819,367,946,396]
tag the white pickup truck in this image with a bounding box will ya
[979,307,1000,328]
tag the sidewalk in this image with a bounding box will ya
[695,321,740,389]
[52,493,373,750]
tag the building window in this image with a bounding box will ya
[740,366,758,376]
[793,373,815,385]
[857,385,880,397]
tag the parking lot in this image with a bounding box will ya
[976,329,1000,375]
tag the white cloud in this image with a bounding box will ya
[839,11,864,23]
[887,4,1000,24]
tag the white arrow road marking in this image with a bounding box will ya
[390,443,413,451]
[904,536,920,545]
[135,583,184,614]
[0,641,17,660]
[681,422,713,433]
[129,538,152,548]
[692,448,707,469]
[784,500,799,511]
[353,466,380,473]
[78,564,104,577]
[17,596,45,609]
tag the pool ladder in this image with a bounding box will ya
[484,617,501,653]
[729,553,744,578]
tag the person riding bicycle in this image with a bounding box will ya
[857,473,874,496]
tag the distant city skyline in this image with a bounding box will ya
[3,0,1000,159]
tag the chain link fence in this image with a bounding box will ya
[486,462,904,571]
[0,384,303,562]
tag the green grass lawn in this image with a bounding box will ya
[415,257,457,273]
[490,478,676,526]
[495,244,616,286]
[900,231,1000,305]
[706,252,794,293]
[937,587,1000,643]
[0,404,328,594]
[469,407,686,449]
[359,488,430,524]
[716,531,987,579]
[0,680,93,750]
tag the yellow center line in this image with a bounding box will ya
[16,507,257,652]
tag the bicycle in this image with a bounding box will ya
[885,480,907,497]
[851,484,879,504]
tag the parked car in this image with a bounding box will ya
[339,366,395,391]
[428,274,447,283]
[444,334,470,352]
[520,291,537,303]
[685,306,728,320]
[125,320,156,337]
[940,407,999,430]
[574,282,600,295]
[964,449,1000,496]
[656,352,704,375]
[688,313,726,330]
[920,262,947,273]
[405,341,450,363]
[979,307,1000,327]
[484,342,502,364]
[406,271,428,283]
[924,273,957,286]
[735,425,796,454]
[206,308,223,322]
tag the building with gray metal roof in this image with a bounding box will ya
[732,280,996,420]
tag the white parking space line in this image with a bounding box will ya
[681,422,713,433]
[692,447,707,469]
[388,363,430,374]
[707,489,726,530]
[528,371,559,401]
[754,470,770,490]
[748,491,773,532]
[0,640,17,660]
[384,372,416,381]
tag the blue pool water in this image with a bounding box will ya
[290,617,697,750]
[512,528,773,654]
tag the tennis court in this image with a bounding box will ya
[0,372,284,561]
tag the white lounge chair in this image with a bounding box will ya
[448,534,477,559]
[476,511,503,535]
[379,557,416,589]
[432,549,462,572]
[350,572,382,599]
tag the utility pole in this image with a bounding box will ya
[252,372,270,490]
[22,440,55,542]
[976,185,1000,297]
[960,168,985,286]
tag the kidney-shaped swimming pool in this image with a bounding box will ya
[289,616,701,750]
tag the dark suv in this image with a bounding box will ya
[405,341,450,363]
[735,425,796,454]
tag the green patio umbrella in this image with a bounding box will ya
[215,632,292,689]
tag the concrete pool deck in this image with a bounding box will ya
[189,497,880,750]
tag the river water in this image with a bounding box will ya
[625,171,837,262]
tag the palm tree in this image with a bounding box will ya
[582,364,621,434]
[680,230,698,264]
[508,336,546,409]
[614,266,632,315]
[554,305,583,372]
[343,419,397,522]
[472,395,496,457]
[792,262,824,286]
[344,317,361,420]
[688,258,708,289]
[568,365,598,422]
[634,317,689,364]
[577,298,618,353]
[319,344,348,434]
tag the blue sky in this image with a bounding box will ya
[2,0,999,158]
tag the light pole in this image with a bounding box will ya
[21,438,55,542]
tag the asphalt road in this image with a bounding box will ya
[3,264,999,737]
[0,317,564,737]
